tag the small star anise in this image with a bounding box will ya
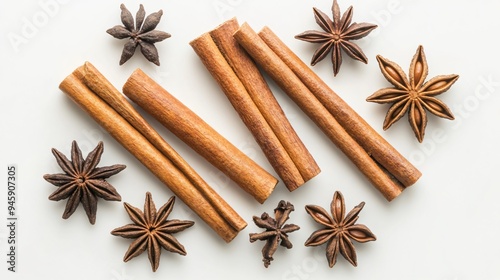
[43,141,126,224]
[305,191,376,268]
[107,4,171,66]
[295,0,377,76]
[111,192,194,272]
[367,45,459,142]
[249,200,300,268]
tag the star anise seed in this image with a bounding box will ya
[107,4,171,66]
[295,0,377,76]
[249,200,300,268]
[43,141,126,224]
[367,45,459,142]
[305,191,376,268]
[111,192,194,272]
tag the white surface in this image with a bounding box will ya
[1,0,499,279]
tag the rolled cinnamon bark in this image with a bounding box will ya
[258,26,421,187]
[123,69,278,203]
[190,18,320,191]
[234,23,408,201]
[60,63,247,242]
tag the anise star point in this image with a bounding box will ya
[305,191,376,268]
[295,0,377,76]
[43,141,126,225]
[107,4,171,66]
[111,192,194,272]
[367,45,459,142]
[249,200,300,268]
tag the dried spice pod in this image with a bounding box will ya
[249,201,300,267]
[107,4,171,65]
[305,191,376,268]
[295,0,377,76]
[367,45,459,142]
[111,192,194,272]
[43,141,126,224]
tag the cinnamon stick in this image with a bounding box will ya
[60,63,246,242]
[234,23,406,201]
[73,61,245,232]
[258,26,421,187]
[123,69,278,203]
[190,18,320,191]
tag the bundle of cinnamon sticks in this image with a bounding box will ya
[190,18,320,192]
[59,62,258,242]
[230,23,422,201]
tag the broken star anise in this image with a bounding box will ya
[111,192,194,272]
[249,200,300,268]
[107,4,171,66]
[295,0,377,76]
[367,45,459,142]
[305,191,376,268]
[43,141,126,225]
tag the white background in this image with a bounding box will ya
[1,0,499,279]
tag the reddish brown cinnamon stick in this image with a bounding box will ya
[60,63,247,242]
[123,69,278,203]
[234,23,407,201]
[190,18,320,191]
[258,27,421,187]
[73,62,244,232]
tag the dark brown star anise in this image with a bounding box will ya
[305,191,376,268]
[367,45,459,142]
[295,0,377,76]
[249,200,300,268]
[107,4,171,66]
[43,141,126,224]
[111,192,194,272]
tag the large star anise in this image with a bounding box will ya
[249,200,300,268]
[107,4,171,66]
[305,191,376,268]
[295,0,377,76]
[367,45,459,142]
[111,192,194,272]
[43,141,126,224]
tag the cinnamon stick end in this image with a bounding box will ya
[255,178,279,204]
[405,169,422,187]
[221,223,247,243]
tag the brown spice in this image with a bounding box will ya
[190,18,320,191]
[305,191,376,268]
[295,0,377,76]
[59,62,246,242]
[256,26,421,189]
[107,4,171,65]
[234,23,414,201]
[122,69,278,203]
[367,45,459,142]
[111,192,194,272]
[43,141,125,224]
[249,200,300,267]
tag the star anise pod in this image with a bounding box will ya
[111,192,194,272]
[107,4,171,66]
[43,141,126,224]
[367,45,459,142]
[305,191,376,268]
[295,0,377,76]
[249,200,300,268]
